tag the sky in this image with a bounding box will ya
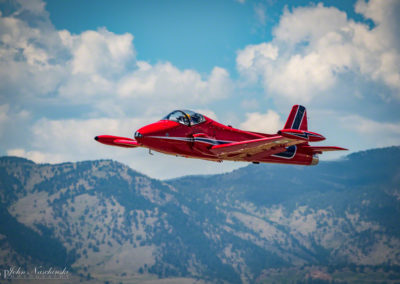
[0,0,399,179]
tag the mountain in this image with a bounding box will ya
[0,146,400,283]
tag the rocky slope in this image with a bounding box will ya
[0,146,399,283]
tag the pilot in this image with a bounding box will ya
[178,114,189,125]
[186,114,191,124]
[191,114,200,124]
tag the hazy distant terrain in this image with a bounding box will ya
[0,146,400,283]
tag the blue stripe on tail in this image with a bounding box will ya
[292,105,305,130]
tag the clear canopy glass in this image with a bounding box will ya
[163,110,205,126]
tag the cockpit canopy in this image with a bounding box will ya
[162,110,206,126]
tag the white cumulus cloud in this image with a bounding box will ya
[0,0,232,115]
[341,115,400,148]
[240,110,283,133]
[236,0,400,103]
[117,63,231,105]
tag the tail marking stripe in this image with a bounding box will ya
[292,105,305,130]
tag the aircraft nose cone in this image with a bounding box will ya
[136,123,158,137]
[135,121,173,142]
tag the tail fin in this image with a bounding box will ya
[284,105,308,131]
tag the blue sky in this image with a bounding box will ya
[0,0,399,179]
[44,0,361,74]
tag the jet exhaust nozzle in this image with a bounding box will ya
[311,155,319,165]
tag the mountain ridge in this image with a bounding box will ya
[0,146,400,283]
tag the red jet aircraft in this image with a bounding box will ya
[95,105,347,166]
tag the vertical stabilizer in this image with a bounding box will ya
[283,105,308,130]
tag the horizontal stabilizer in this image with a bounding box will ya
[302,145,348,154]
[95,135,139,148]
[278,129,325,142]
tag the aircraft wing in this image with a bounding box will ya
[95,135,140,148]
[210,135,304,160]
